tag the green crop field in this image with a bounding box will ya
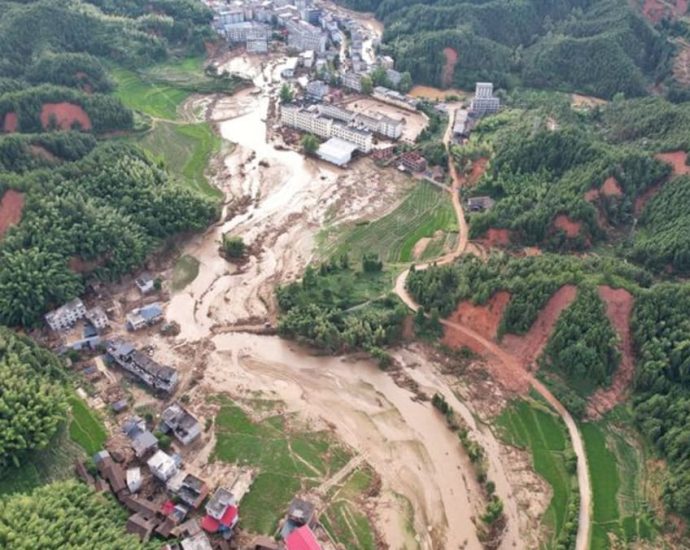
[321,182,457,264]
[172,254,201,291]
[212,396,367,539]
[112,67,189,120]
[0,424,85,495]
[582,418,656,549]
[67,395,108,456]
[497,399,576,546]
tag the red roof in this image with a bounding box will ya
[201,505,238,533]
[286,525,322,550]
[161,500,175,516]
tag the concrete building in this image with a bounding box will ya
[341,72,363,92]
[126,303,164,331]
[306,80,329,101]
[317,137,358,166]
[286,20,327,53]
[400,151,427,172]
[45,298,86,331]
[106,340,178,393]
[135,273,156,295]
[453,108,471,140]
[373,86,418,111]
[147,450,178,482]
[127,467,143,493]
[160,403,202,446]
[386,69,402,88]
[470,82,500,116]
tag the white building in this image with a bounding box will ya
[45,298,86,331]
[286,20,327,53]
[341,72,363,92]
[127,467,142,493]
[306,80,329,100]
[470,82,500,116]
[85,306,109,331]
[147,450,178,482]
[373,86,419,111]
[317,137,358,166]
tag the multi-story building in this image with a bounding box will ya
[470,82,500,116]
[341,72,363,92]
[376,114,404,139]
[45,298,87,331]
[306,80,329,101]
[373,86,419,111]
[331,122,372,152]
[286,20,327,53]
[106,340,178,394]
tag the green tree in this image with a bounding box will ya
[399,71,413,93]
[279,83,294,104]
[360,75,373,94]
[222,235,246,259]
[301,133,319,155]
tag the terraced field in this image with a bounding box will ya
[322,182,457,263]
[112,66,189,120]
[68,395,108,456]
[497,398,577,546]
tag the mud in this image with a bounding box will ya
[0,189,24,238]
[601,176,623,197]
[481,228,511,247]
[40,102,92,131]
[447,291,511,341]
[587,286,635,417]
[656,150,690,176]
[2,112,17,133]
[552,214,581,238]
[501,285,578,370]
[441,47,459,88]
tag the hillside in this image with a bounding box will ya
[338,0,673,98]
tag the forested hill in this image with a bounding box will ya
[339,0,671,99]
[0,0,221,328]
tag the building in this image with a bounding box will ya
[106,340,178,393]
[167,472,210,509]
[453,109,471,140]
[181,532,214,550]
[126,303,164,331]
[122,494,162,519]
[288,498,315,526]
[341,72,362,92]
[126,513,158,542]
[85,306,109,331]
[123,418,159,458]
[147,450,179,482]
[317,137,357,166]
[285,525,322,550]
[373,86,419,111]
[281,57,299,79]
[330,122,373,152]
[94,450,127,496]
[160,403,202,446]
[306,80,329,101]
[386,69,402,88]
[372,146,396,162]
[202,487,239,535]
[286,20,327,53]
[135,273,156,295]
[45,298,86,331]
[470,82,500,116]
[127,467,142,493]
[379,55,395,69]
[400,151,427,173]
[467,196,495,212]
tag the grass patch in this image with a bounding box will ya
[321,182,457,263]
[496,398,575,546]
[212,396,369,538]
[172,254,200,291]
[0,424,85,495]
[67,395,108,456]
[132,120,222,199]
[112,67,189,120]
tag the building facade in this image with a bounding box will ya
[470,82,500,115]
[45,298,87,331]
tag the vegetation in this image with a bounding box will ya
[222,235,246,259]
[301,133,319,155]
[277,257,406,358]
[172,254,200,291]
[497,398,578,547]
[339,0,669,99]
[0,328,67,467]
[67,395,108,456]
[0,480,156,549]
[541,286,619,388]
[280,83,294,104]
[212,396,362,538]
[321,182,457,263]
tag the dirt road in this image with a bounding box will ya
[393,109,592,550]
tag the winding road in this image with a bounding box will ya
[393,108,592,550]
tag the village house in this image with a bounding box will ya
[126,303,164,331]
[399,151,427,173]
[306,80,329,101]
[126,467,142,493]
[93,450,128,498]
[372,146,396,163]
[285,525,322,550]
[122,494,162,519]
[85,306,109,332]
[160,403,203,446]
[135,273,156,295]
[156,501,189,538]
[147,450,179,482]
[202,487,239,536]
[287,498,315,527]
[45,298,86,331]
[126,513,159,542]
[470,82,500,116]
[106,340,179,393]
[166,472,210,509]
[180,532,214,550]
[467,196,495,212]
[123,416,159,458]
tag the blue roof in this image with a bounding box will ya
[139,303,163,321]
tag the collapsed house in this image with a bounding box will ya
[106,340,178,394]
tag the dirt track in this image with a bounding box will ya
[393,109,593,550]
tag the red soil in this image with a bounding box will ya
[586,286,636,418]
[468,158,488,186]
[553,214,581,238]
[482,228,511,247]
[584,188,600,202]
[656,150,690,176]
[0,190,25,238]
[501,285,578,369]
[40,103,92,131]
[2,112,17,133]
[446,291,511,341]
[441,47,458,89]
[635,181,663,216]
[601,176,623,197]
[642,0,688,23]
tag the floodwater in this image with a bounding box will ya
[205,333,484,550]
[409,85,469,101]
